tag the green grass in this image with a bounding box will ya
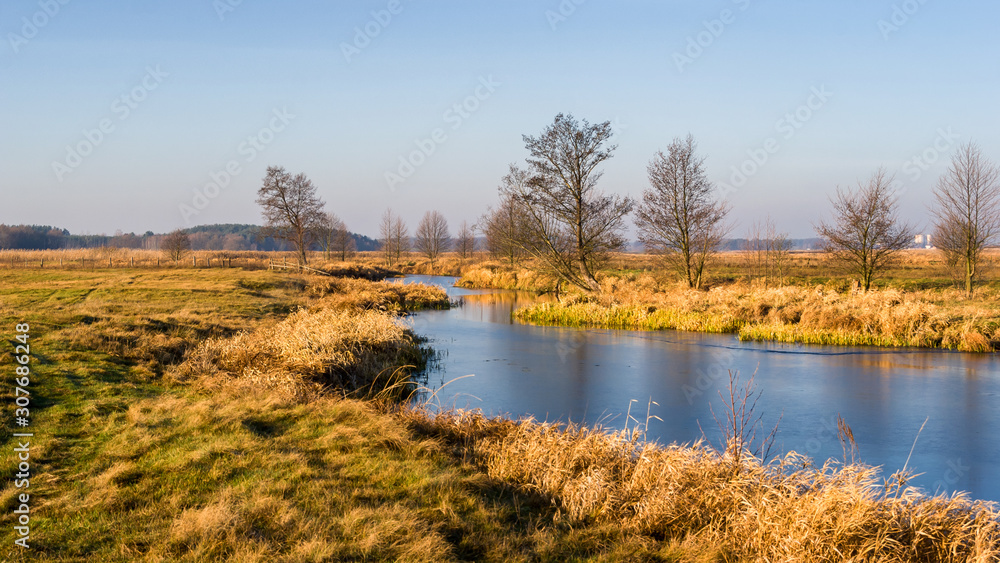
[0,268,709,561]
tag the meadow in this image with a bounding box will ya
[0,262,997,561]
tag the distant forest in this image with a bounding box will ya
[0,224,380,252]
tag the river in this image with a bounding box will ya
[398,275,1000,503]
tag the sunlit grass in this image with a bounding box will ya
[1,267,997,561]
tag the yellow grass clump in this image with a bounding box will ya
[306,276,450,311]
[405,409,1000,562]
[176,306,427,401]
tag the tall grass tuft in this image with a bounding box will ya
[177,306,428,401]
[172,278,448,400]
[405,408,1000,562]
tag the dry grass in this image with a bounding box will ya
[405,408,1000,562]
[516,275,1000,352]
[174,306,427,401]
[4,266,998,561]
[171,276,448,401]
[305,275,450,312]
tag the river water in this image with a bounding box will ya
[399,275,1000,502]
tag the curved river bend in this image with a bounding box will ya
[399,276,1000,503]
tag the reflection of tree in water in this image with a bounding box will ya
[460,291,557,325]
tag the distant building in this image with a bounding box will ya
[915,234,924,245]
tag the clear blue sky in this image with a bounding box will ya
[2,0,998,238]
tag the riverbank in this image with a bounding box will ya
[451,260,1000,352]
[514,278,1000,352]
[2,268,997,561]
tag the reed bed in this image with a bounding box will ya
[405,409,1000,562]
[515,277,1000,352]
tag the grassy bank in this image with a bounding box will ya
[407,410,1000,562]
[1,267,997,561]
[507,271,1000,352]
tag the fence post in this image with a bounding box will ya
[109,257,112,268]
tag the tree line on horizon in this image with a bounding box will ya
[0,223,379,255]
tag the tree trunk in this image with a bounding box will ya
[966,258,974,298]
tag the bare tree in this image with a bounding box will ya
[480,191,528,266]
[319,212,355,262]
[379,209,395,266]
[256,166,325,266]
[392,215,410,265]
[331,222,355,262]
[635,135,731,289]
[455,220,476,261]
[931,142,1000,297]
[161,229,191,262]
[379,209,409,267]
[414,210,451,265]
[504,114,634,292]
[815,168,914,291]
[742,216,792,286]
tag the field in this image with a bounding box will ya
[0,265,997,561]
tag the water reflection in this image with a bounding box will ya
[396,275,1000,502]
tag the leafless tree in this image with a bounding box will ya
[931,142,1000,297]
[319,212,355,262]
[503,114,633,293]
[415,210,451,265]
[332,223,355,262]
[161,229,191,262]
[256,166,325,266]
[379,208,410,267]
[635,135,731,289]
[379,209,394,266]
[480,191,528,266]
[815,168,914,291]
[392,216,409,265]
[455,220,476,261]
[742,216,792,286]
